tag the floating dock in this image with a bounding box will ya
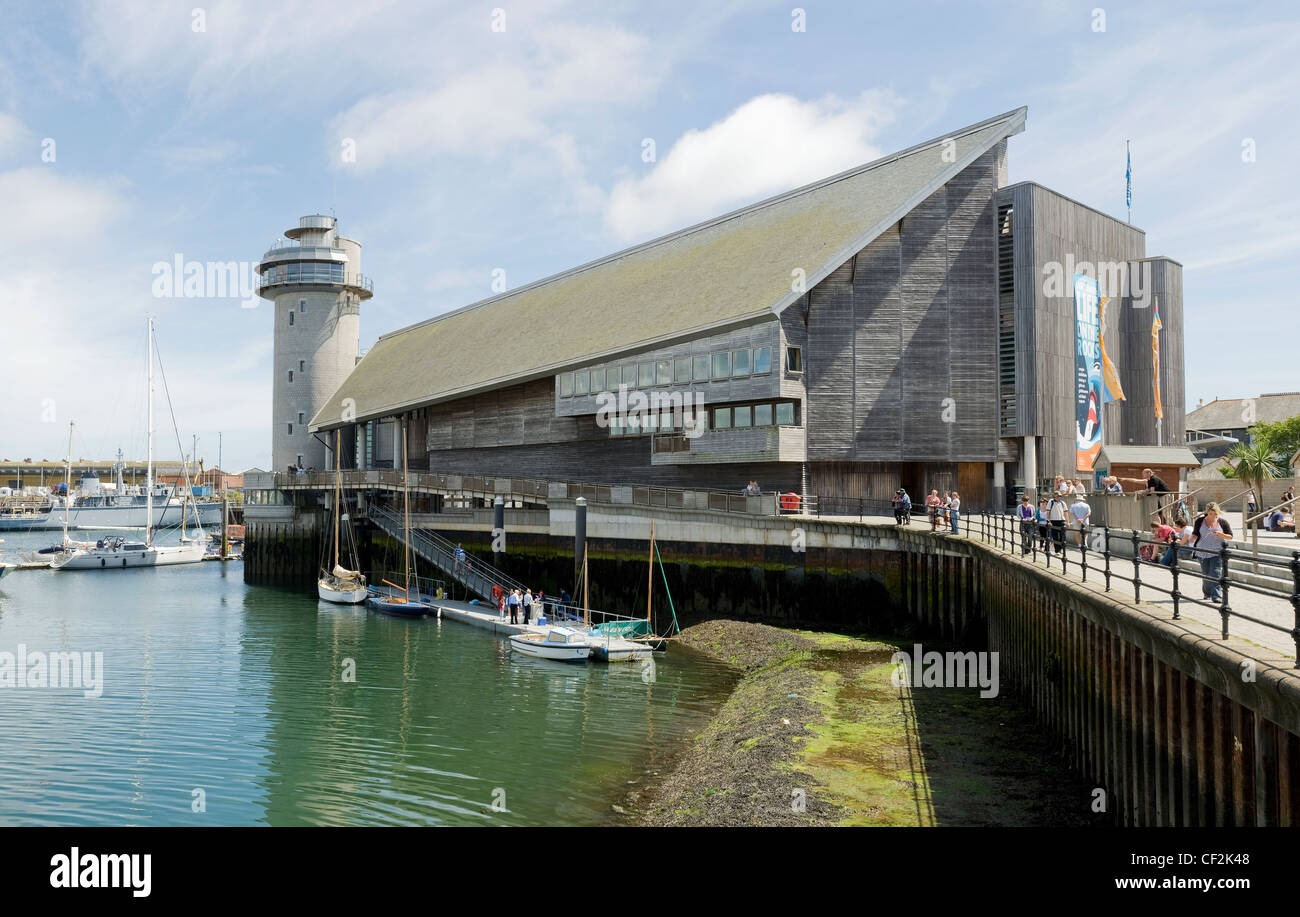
[431,598,654,662]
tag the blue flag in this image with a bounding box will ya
[1126,147,1132,208]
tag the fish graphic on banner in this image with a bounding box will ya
[1098,295,1126,403]
[1074,274,1103,472]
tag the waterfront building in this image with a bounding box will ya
[307,107,1189,507]
[258,215,372,474]
[1186,392,1300,460]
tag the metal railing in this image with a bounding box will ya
[973,509,1300,666]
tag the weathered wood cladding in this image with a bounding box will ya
[997,183,1184,481]
[805,148,1000,464]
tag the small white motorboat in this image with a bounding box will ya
[509,627,593,663]
[0,562,11,581]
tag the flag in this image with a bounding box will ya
[1099,296,1125,403]
[1126,145,1132,209]
[1151,300,1163,420]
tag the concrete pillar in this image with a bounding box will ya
[993,461,1006,510]
[1022,435,1038,501]
[493,496,505,567]
[574,497,587,591]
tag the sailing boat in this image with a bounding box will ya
[318,429,368,603]
[51,318,205,571]
[367,419,431,616]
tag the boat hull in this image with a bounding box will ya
[318,580,369,604]
[509,633,592,662]
[368,596,432,617]
[51,542,206,570]
[0,501,225,531]
[0,564,11,581]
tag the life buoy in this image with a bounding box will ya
[780,492,800,512]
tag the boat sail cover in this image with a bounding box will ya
[332,565,362,580]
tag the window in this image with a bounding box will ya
[656,360,671,385]
[288,370,294,382]
[692,354,710,381]
[574,371,589,396]
[713,407,731,429]
[644,412,658,433]
[734,405,752,427]
[298,412,305,425]
[590,368,605,392]
[712,352,731,380]
[786,347,802,373]
[753,346,773,375]
[559,373,573,397]
[755,403,773,426]
[610,418,624,436]
[299,300,306,313]
[299,360,305,372]
[731,349,751,377]
[776,402,796,425]
[288,311,294,326]
[626,414,641,435]
[638,362,654,387]
[287,423,294,435]
[674,358,691,383]
[621,365,635,387]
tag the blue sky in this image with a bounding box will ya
[0,0,1296,472]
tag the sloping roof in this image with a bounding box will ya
[1097,445,1201,468]
[1186,393,1300,431]
[312,107,1027,430]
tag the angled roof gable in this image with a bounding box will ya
[313,106,1027,430]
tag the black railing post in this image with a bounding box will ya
[858,497,863,524]
[1170,552,1180,620]
[1080,526,1088,582]
[1290,551,1300,669]
[1131,530,1141,604]
[1102,525,1112,592]
[1219,542,1232,640]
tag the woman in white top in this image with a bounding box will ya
[948,491,961,535]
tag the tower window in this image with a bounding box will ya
[288,423,293,435]
[288,311,294,326]
[299,360,305,372]
[298,412,305,425]
[288,370,294,382]
[299,300,306,312]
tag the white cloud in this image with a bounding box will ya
[0,111,31,161]
[0,167,127,258]
[604,91,901,242]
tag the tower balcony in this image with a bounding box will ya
[256,245,373,300]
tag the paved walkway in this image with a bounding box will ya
[817,511,1299,671]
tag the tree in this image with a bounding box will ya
[1247,414,1300,462]
[1224,441,1282,542]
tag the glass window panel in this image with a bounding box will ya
[574,371,589,395]
[590,368,605,392]
[610,418,623,436]
[712,352,730,379]
[644,413,658,432]
[621,365,635,387]
[754,403,773,426]
[626,414,640,435]
[714,408,731,429]
[674,358,691,383]
[776,402,796,425]
[560,373,573,397]
[692,354,710,381]
[656,360,670,385]
[753,346,772,374]
[734,405,752,427]
[638,362,654,387]
[731,349,751,376]
[786,347,802,372]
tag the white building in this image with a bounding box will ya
[257,215,372,472]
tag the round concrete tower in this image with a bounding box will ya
[257,214,372,472]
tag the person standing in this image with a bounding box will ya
[507,589,520,624]
[522,588,533,624]
[948,491,961,535]
[1016,494,1036,554]
[1246,490,1257,523]
[1069,493,1091,547]
[926,490,942,531]
[1193,503,1233,603]
[1047,493,1068,555]
[1035,498,1050,551]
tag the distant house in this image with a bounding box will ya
[1186,392,1300,459]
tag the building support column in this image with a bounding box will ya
[993,461,1006,510]
[1023,435,1038,501]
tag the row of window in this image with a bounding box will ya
[265,262,345,286]
[609,400,799,436]
[561,346,799,398]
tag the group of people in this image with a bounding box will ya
[490,582,571,624]
[1016,491,1092,555]
[1146,503,1234,602]
[923,490,962,535]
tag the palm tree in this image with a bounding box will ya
[1225,441,1282,551]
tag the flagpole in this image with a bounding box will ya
[1126,140,1132,225]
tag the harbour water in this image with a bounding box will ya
[0,530,735,826]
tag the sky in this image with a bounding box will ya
[0,0,1296,472]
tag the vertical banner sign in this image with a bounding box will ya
[1099,296,1126,402]
[1074,274,1103,472]
[1152,299,1163,420]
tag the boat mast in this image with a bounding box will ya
[646,519,654,628]
[62,420,74,543]
[146,317,153,546]
[333,429,341,570]
[402,417,410,601]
